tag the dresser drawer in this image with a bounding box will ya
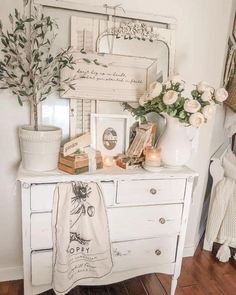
[113,236,177,272]
[30,182,115,212]
[31,184,55,212]
[31,250,52,286]
[31,236,176,286]
[31,213,52,250]
[108,204,182,241]
[31,204,182,249]
[116,179,186,204]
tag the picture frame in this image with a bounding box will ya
[91,114,130,156]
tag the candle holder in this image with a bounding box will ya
[103,155,114,167]
[143,146,163,172]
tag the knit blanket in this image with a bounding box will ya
[52,182,113,294]
[205,150,236,262]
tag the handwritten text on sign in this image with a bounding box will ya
[77,68,143,85]
[60,52,157,102]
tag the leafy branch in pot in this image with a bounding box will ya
[0,1,76,131]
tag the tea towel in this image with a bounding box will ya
[52,182,113,294]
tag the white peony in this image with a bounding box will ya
[148,81,162,98]
[163,90,178,105]
[139,92,150,106]
[189,112,205,127]
[201,90,212,102]
[202,105,216,119]
[214,88,228,102]
[184,99,201,113]
[171,74,182,84]
[197,81,212,93]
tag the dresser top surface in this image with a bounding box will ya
[17,164,197,183]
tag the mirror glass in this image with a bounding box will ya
[98,35,169,82]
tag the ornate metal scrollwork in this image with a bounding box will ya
[107,21,159,42]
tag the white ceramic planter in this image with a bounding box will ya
[19,125,62,171]
[157,115,191,167]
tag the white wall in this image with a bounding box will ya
[0,0,29,280]
[0,0,233,280]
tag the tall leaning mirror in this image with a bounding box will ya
[38,2,175,140]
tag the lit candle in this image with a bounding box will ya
[145,146,161,167]
[103,156,114,167]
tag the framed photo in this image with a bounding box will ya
[91,114,130,156]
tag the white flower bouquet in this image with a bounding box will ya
[123,76,228,127]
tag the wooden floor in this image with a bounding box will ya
[1,243,236,295]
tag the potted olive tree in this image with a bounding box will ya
[0,1,76,171]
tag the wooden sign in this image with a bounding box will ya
[63,133,91,156]
[60,52,157,102]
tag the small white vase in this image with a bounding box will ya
[19,125,62,171]
[157,115,191,167]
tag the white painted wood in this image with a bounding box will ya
[31,181,114,212]
[108,204,182,241]
[31,184,55,212]
[17,165,197,183]
[19,166,196,295]
[30,237,177,287]
[100,181,115,207]
[21,183,34,295]
[31,213,52,250]
[29,203,182,248]
[31,258,175,292]
[116,179,186,204]
[171,176,194,294]
[112,236,177,271]
[70,16,98,138]
[31,251,52,286]
[34,0,177,26]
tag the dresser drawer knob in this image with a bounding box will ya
[159,217,166,224]
[150,188,157,195]
[155,249,161,256]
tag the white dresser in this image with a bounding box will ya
[18,165,196,295]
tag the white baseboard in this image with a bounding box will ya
[0,266,23,282]
[183,246,195,257]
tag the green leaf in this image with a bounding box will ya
[69,84,75,90]
[82,58,91,64]
[18,96,23,106]
[1,38,7,47]
[15,9,19,19]
[179,110,186,119]
[191,90,199,98]
[23,0,29,7]
[25,18,34,22]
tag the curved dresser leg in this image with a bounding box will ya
[170,277,178,295]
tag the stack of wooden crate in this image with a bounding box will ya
[58,151,103,174]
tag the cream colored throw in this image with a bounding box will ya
[205,150,236,262]
[52,182,113,295]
